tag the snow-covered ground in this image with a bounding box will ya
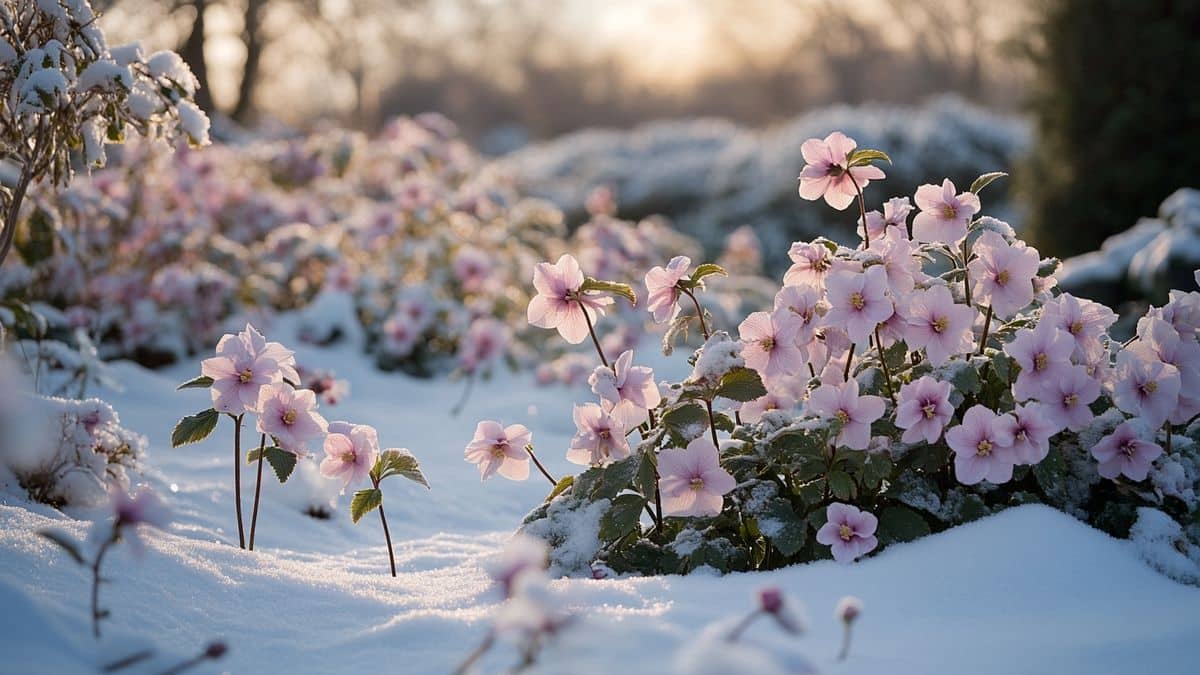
[2,323,1198,674]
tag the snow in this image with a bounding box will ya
[2,326,1199,673]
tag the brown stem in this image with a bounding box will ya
[961,240,973,308]
[248,433,266,550]
[704,399,720,448]
[873,326,896,403]
[726,610,762,642]
[375,485,396,577]
[682,288,711,339]
[526,446,557,486]
[843,343,856,382]
[453,631,496,675]
[848,172,871,249]
[91,535,116,638]
[232,415,246,549]
[0,166,33,269]
[977,305,994,355]
[580,302,609,369]
[102,649,155,672]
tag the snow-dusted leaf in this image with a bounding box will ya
[600,494,645,541]
[176,375,213,391]
[350,488,383,524]
[171,408,219,447]
[714,366,767,403]
[759,499,807,556]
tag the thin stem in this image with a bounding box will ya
[837,624,854,662]
[682,288,711,339]
[652,463,664,533]
[961,239,973,308]
[704,399,720,449]
[453,630,496,675]
[0,160,34,269]
[847,172,871,249]
[726,610,761,642]
[526,446,557,486]
[91,535,116,638]
[232,415,246,549]
[977,305,994,355]
[375,484,396,577]
[873,326,896,403]
[248,433,266,551]
[1165,423,1172,456]
[102,649,155,672]
[579,302,609,369]
[843,343,856,382]
[450,375,475,416]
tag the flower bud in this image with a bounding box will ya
[836,595,862,624]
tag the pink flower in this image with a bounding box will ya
[256,383,328,455]
[588,350,661,429]
[1006,403,1058,464]
[784,241,835,289]
[798,132,885,210]
[904,285,974,366]
[566,403,629,466]
[1092,421,1163,481]
[946,405,1017,485]
[740,389,799,423]
[815,503,878,564]
[458,318,510,374]
[806,379,886,450]
[1129,317,1200,424]
[911,179,980,244]
[870,234,921,294]
[320,421,380,492]
[111,485,171,531]
[527,254,614,344]
[463,420,532,482]
[824,266,894,344]
[858,196,912,242]
[1036,365,1100,432]
[658,437,736,518]
[1111,351,1180,431]
[381,312,420,357]
[894,376,953,444]
[453,246,492,293]
[1040,293,1116,359]
[485,533,549,599]
[201,324,296,415]
[967,231,1039,318]
[645,256,691,323]
[739,309,806,380]
[1004,324,1076,401]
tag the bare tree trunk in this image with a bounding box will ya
[180,0,214,113]
[232,0,267,124]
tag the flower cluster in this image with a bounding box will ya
[483,133,1200,576]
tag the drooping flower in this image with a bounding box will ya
[859,196,912,242]
[797,132,885,210]
[103,485,170,557]
[1039,293,1116,359]
[201,324,295,415]
[1091,421,1163,482]
[739,309,806,380]
[904,284,974,366]
[968,231,1040,318]
[894,376,953,444]
[1006,403,1058,465]
[1038,365,1101,432]
[645,256,692,323]
[824,266,894,344]
[946,405,1017,485]
[911,179,980,244]
[806,379,886,450]
[320,421,380,492]
[256,383,328,455]
[658,437,736,518]
[1004,323,1076,401]
[463,420,532,482]
[784,241,836,289]
[815,503,878,564]
[1111,351,1181,431]
[566,403,629,466]
[588,350,661,429]
[527,254,614,344]
[485,533,549,599]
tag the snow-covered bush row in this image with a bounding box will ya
[471,132,1200,578]
[1059,187,1200,309]
[501,96,1028,271]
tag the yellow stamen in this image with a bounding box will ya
[690,478,705,491]
[1034,353,1048,371]
[239,368,253,383]
[850,292,865,310]
[941,205,958,220]
[995,270,1010,286]
[835,409,850,424]
[838,524,854,541]
[1064,393,1078,407]
[922,403,937,419]
[976,439,993,456]
[283,409,297,425]
[933,316,949,333]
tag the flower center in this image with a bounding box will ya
[1141,381,1158,395]
[1063,393,1078,408]
[1016,430,1027,442]
[598,429,611,440]
[1034,353,1048,371]
[813,258,830,272]
[1069,320,1083,335]
[239,368,253,383]
[995,270,1010,286]
[760,337,775,352]
[690,477,705,491]
[341,451,356,464]
[491,444,507,459]
[1120,441,1137,457]
[976,439,993,456]
[283,409,297,425]
[849,292,865,310]
[932,316,949,334]
[922,403,937,419]
[941,205,958,220]
[835,409,850,424]
[838,524,854,541]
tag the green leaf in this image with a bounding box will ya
[590,456,641,501]
[37,529,84,565]
[1032,446,1067,494]
[714,366,768,403]
[375,449,430,488]
[248,446,298,484]
[877,505,931,545]
[350,488,383,524]
[759,499,807,556]
[599,494,646,541]
[660,402,708,439]
[862,453,893,490]
[545,475,574,502]
[690,263,727,284]
[828,470,856,500]
[635,451,658,499]
[846,148,892,167]
[176,375,214,391]
[969,171,1008,195]
[580,277,637,305]
[171,408,220,447]
[1037,257,1061,278]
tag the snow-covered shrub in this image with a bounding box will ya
[473,133,1200,579]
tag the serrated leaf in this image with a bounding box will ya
[37,529,84,565]
[877,505,931,545]
[862,453,893,489]
[714,366,767,403]
[759,499,807,556]
[580,277,637,305]
[828,470,856,500]
[690,263,727,284]
[589,456,641,501]
[171,408,220,447]
[376,449,430,488]
[635,451,657,499]
[545,475,575,502]
[660,402,708,437]
[846,148,892,167]
[350,488,383,524]
[969,171,1008,195]
[248,446,298,484]
[176,375,214,391]
[599,494,645,540]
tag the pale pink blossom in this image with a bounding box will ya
[815,503,878,564]
[798,132,886,210]
[904,285,974,366]
[658,437,736,518]
[1129,317,1200,424]
[773,284,824,342]
[968,231,1040,318]
[739,309,806,380]
[566,403,629,466]
[453,246,491,293]
[911,179,980,244]
[320,421,380,492]
[1111,351,1180,431]
[784,241,835,289]
[1037,365,1100,432]
[740,389,799,423]
[894,376,953,444]
[1004,324,1076,401]
[381,313,421,357]
[463,420,532,482]
[869,234,921,294]
[946,405,1016,485]
[858,196,912,242]
[1040,293,1116,359]
[824,266,894,344]
[256,383,328,455]
[806,379,885,450]
[527,254,614,344]
[458,317,510,374]
[1092,421,1163,481]
[589,350,661,429]
[645,256,692,323]
[1006,403,1058,464]
[201,324,296,415]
